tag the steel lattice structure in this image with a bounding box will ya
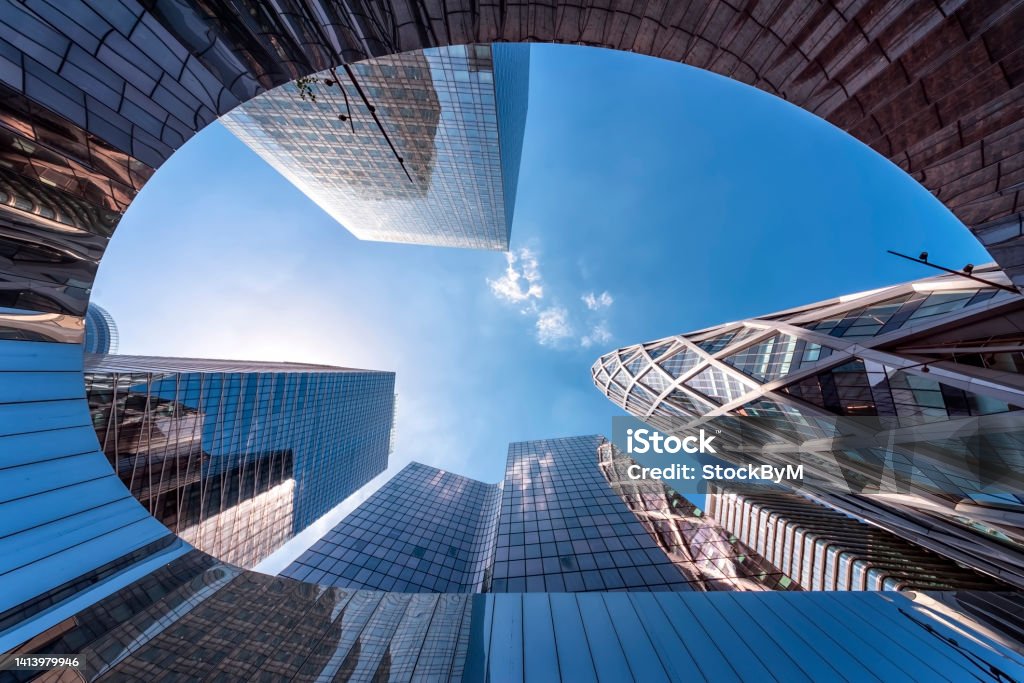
[593,265,1024,587]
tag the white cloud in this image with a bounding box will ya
[487,250,616,351]
[487,247,543,306]
[582,291,614,310]
[536,306,573,346]
[580,321,613,348]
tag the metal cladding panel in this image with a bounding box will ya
[463,591,1024,683]
[0,340,172,619]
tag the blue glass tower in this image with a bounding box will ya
[83,303,118,354]
[493,43,531,232]
[283,462,501,591]
[222,44,530,251]
[83,354,396,567]
[492,435,693,592]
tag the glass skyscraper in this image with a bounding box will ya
[282,462,501,592]
[83,354,396,567]
[593,266,1024,587]
[598,442,800,591]
[706,483,1001,591]
[492,435,693,592]
[284,436,700,593]
[82,303,117,354]
[493,43,531,231]
[284,436,802,594]
[285,432,1005,597]
[221,44,530,251]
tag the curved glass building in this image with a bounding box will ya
[83,303,118,354]
[593,266,1024,587]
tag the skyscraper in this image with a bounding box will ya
[493,43,531,232]
[284,435,815,593]
[706,483,1000,591]
[83,354,396,567]
[592,265,1024,587]
[83,303,118,354]
[221,44,530,251]
[492,435,694,592]
[284,436,701,593]
[290,430,1006,596]
[282,462,501,592]
[598,442,799,591]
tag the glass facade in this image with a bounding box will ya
[593,267,1024,587]
[287,433,1006,596]
[289,435,768,594]
[82,303,117,354]
[598,443,800,591]
[706,484,1002,591]
[83,354,396,568]
[221,44,530,251]
[492,436,693,592]
[282,462,501,592]
[8,548,1024,682]
[493,43,531,231]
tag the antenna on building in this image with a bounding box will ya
[886,250,1018,293]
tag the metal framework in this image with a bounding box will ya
[597,442,801,592]
[593,265,1024,586]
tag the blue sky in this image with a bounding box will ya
[93,44,990,570]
